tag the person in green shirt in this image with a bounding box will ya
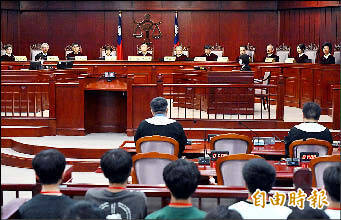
[146,159,206,220]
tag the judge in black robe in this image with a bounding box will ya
[284,102,333,157]
[66,43,84,60]
[137,43,152,57]
[201,45,218,61]
[295,44,309,63]
[320,42,335,64]
[264,44,279,62]
[137,52,152,56]
[174,46,188,61]
[134,97,187,158]
[1,44,15,61]
[35,43,52,61]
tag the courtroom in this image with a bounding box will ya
[1,1,341,219]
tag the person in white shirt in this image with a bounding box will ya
[323,166,341,220]
[229,159,292,219]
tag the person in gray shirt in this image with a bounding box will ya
[85,149,147,219]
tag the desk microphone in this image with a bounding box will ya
[238,121,283,144]
[198,138,210,165]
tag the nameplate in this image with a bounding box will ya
[47,56,59,61]
[194,57,206,61]
[217,57,229,62]
[285,58,296,63]
[300,152,319,162]
[128,56,152,61]
[14,56,27,61]
[75,56,88,61]
[105,56,117,61]
[164,56,176,62]
[265,58,275,63]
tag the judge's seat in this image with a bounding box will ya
[136,135,179,156]
[246,42,256,62]
[276,44,290,62]
[131,152,177,184]
[216,154,263,186]
[30,43,42,61]
[289,138,333,159]
[209,133,253,154]
[1,42,6,56]
[305,43,319,64]
[211,44,224,57]
[309,155,341,187]
[334,51,341,64]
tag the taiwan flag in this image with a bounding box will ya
[174,12,179,47]
[117,12,123,60]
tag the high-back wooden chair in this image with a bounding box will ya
[30,43,42,61]
[216,154,263,186]
[210,133,253,154]
[276,43,290,62]
[305,43,318,64]
[289,138,333,159]
[131,152,178,184]
[136,135,179,156]
[245,42,255,62]
[211,44,224,57]
[254,71,271,110]
[309,155,341,187]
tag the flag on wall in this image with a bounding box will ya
[174,11,179,47]
[116,11,123,60]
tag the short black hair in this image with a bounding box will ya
[104,46,113,51]
[63,201,106,219]
[302,102,321,120]
[205,205,243,220]
[100,149,132,184]
[4,44,13,50]
[163,159,201,199]
[204,45,212,49]
[32,149,66,185]
[287,207,330,219]
[297,43,306,51]
[150,97,168,114]
[242,159,276,193]
[240,54,250,65]
[322,42,333,51]
[72,43,80,47]
[240,45,247,50]
[323,165,341,202]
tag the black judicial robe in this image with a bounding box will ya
[284,122,333,158]
[134,115,187,158]
[66,52,84,60]
[264,54,279,62]
[175,54,188,61]
[1,54,15,61]
[137,52,152,56]
[35,52,53,61]
[201,53,218,61]
[240,65,251,71]
[320,54,335,64]
[295,54,309,63]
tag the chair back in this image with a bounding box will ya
[132,152,178,184]
[216,154,263,186]
[210,133,253,154]
[276,44,290,62]
[136,135,179,156]
[289,138,333,158]
[309,155,341,187]
[1,42,6,56]
[246,42,256,62]
[334,51,341,64]
[30,43,42,61]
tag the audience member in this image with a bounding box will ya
[229,159,292,219]
[63,200,106,219]
[35,43,52,61]
[1,44,15,61]
[146,159,206,219]
[287,207,330,219]
[18,149,75,219]
[134,97,187,157]
[85,149,147,219]
[205,205,243,219]
[320,42,335,64]
[323,166,341,220]
[284,102,333,157]
[264,44,279,62]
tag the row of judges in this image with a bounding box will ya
[1,42,337,64]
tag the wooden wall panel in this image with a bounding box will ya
[1,10,19,55]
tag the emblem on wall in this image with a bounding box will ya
[133,14,162,45]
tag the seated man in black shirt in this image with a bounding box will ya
[200,45,218,61]
[320,42,335,64]
[284,102,333,157]
[35,43,53,61]
[1,44,15,61]
[18,149,75,219]
[263,44,279,62]
[66,43,84,60]
[134,97,187,157]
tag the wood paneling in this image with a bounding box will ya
[1,10,19,55]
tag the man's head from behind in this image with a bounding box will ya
[63,201,106,219]
[163,159,201,200]
[100,149,132,184]
[302,102,321,121]
[150,97,168,116]
[242,159,276,194]
[205,205,243,220]
[32,149,66,185]
[323,165,340,203]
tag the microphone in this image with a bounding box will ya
[238,121,282,145]
[198,138,210,165]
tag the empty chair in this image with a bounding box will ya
[216,154,263,186]
[254,71,271,110]
[276,44,291,62]
[136,135,179,156]
[210,133,253,154]
[131,152,178,184]
[288,138,333,159]
[309,155,341,187]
